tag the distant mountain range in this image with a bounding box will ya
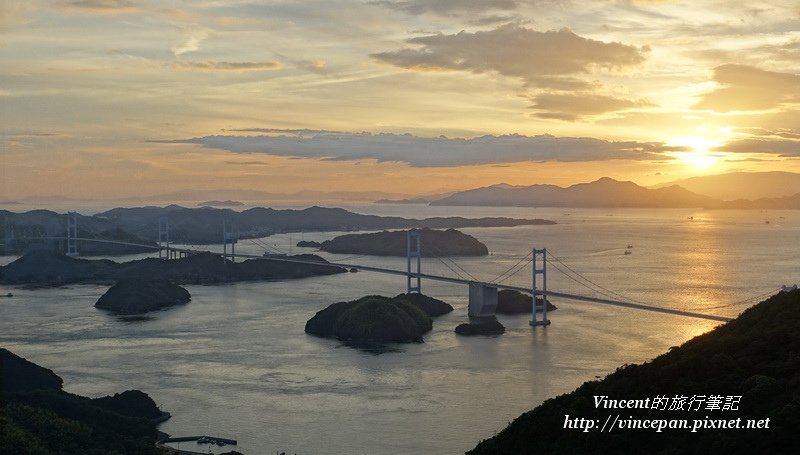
[430,176,800,209]
[431,177,719,208]
[651,171,800,200]
[0,205,553,253]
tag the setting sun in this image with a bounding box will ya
[668,136,726,171]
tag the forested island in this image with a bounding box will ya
[469,289,800,454]
[305,293,453,345]
[95,278,191,315]
[319,228,489,257]
[0,250,345,286]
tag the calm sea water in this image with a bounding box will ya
[1,206,797,454]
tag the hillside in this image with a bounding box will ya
[431,178,720,208]
[0,348,166,454]
[468,289,800,454]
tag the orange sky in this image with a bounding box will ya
[1,1,799,201]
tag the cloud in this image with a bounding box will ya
[372,0,519,15]
[172,29,210,56]
[153,131,674,167]
[224,128,344,135]
[172,61,283,71]
[720,138,800,157]
[372,25,647,89]
[734,128,800,140]
[694,64,800,112]
[224,160,268,166]
[57,0,138,14]
[530,93,653,120]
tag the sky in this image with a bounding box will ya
[1,0,799,201]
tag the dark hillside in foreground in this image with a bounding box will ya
[0,348,166,454]
[469,290,800,454]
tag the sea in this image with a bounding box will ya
[1,205,797,454]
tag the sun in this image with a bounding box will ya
[668,136,724,171]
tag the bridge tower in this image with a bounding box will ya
[4,223,15,255]
[158,217,169,259]
[223,219,237,263]
[530,248,551,327]
[66,212,78,257]
[406,228,421,294]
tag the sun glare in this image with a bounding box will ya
[668,135,724,171]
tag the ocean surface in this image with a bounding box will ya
[1,206,797,454]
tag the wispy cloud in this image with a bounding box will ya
[56,0,138,15]
[172,29,210,57]
[172,61,283,71]
[153,131,675,167]
[372,0,519,15]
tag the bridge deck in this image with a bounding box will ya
[20,236,733,322]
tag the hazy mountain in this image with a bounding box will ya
[431,177,720,208]
[375,191,456,204]
[723,192,800,209]
[652,171,800,200]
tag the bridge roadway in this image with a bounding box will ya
[21,236,733,323]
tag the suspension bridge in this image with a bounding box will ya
[5,212,774,325]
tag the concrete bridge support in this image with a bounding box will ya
[468,283,498,317]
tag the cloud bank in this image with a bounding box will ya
[155,131,673,167]
[372,24,648,88]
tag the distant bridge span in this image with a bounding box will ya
[17,233,734,323]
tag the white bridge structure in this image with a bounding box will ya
[13,214,747,325]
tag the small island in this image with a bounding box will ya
[455,318,506,336]
[305,293,452,345]
[496,289,557,314]
[95,278,191,315]
[296,240,322,248]
[319,228,489,257]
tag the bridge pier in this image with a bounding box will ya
[468,283,498,317]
